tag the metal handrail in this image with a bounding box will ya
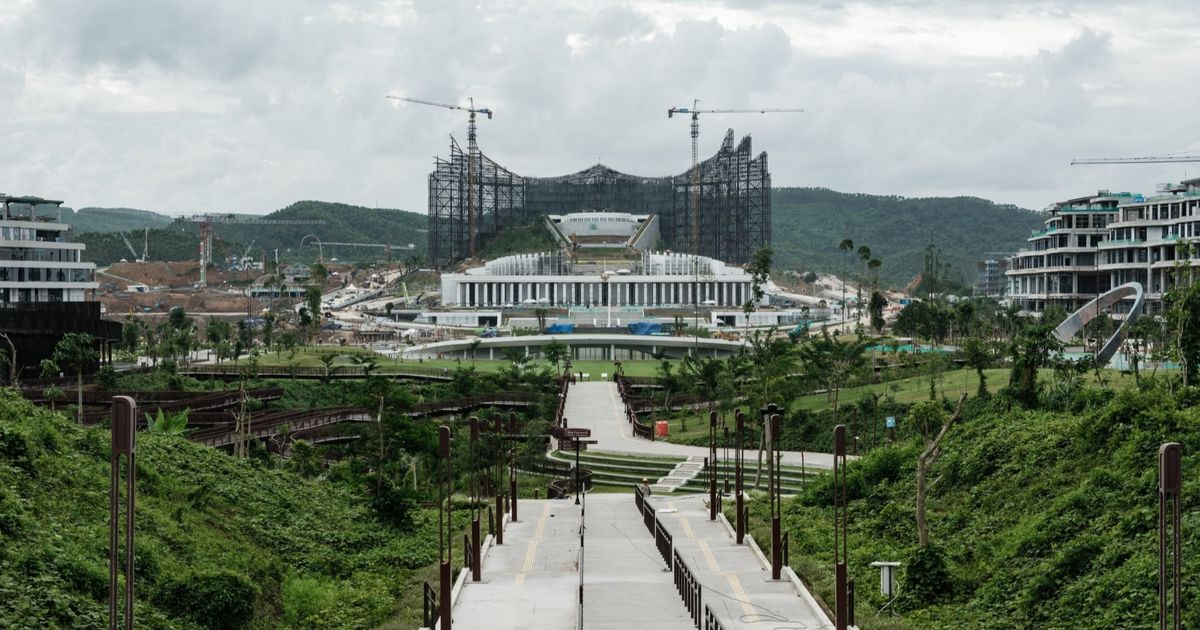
[422,581,438,629]
[704,604,727,630]
[654,516,673,566]
[673,547,702,628]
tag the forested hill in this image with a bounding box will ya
[75,201,429,266]
[771,188,1045,287]
[63,207,174,234]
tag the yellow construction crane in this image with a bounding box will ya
[668,101,802,251]
[387,95,493,258]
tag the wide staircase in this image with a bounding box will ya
[545,450,820,495]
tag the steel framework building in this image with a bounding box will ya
[427,130,770,268]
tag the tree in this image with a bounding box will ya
[868,291,887,333]
[119,319,140,354]
[305,285,323,342]
[1165,271,1200,387]
[747,329,797,488]
[310,262,329,284]
[261,312,276,350]
[167,305,191,331]
[318,352,338,384]
[43,385,65,412]
[915,394,966,547]
[742,247,773,335]
[468,339,483,366]
[1007,323,1062,407]
[543,340,569,370]
[960,337,992,397]
[534,307,549,332]
[838,239,855,322]
[385,302,395,315]
[52,333,98,423]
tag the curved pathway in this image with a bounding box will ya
[563,382,837,469]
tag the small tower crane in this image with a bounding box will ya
[668,101,802,252]
[387,95,493,258]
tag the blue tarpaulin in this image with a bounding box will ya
[544,323,575,334]
[627,322,663,335]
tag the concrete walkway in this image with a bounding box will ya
[563,381,838,469]
[648,493,834,629]
[450,500,581,630]
[581,493,695,629]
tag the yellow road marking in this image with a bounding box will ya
[726,573,756,617]
[698,540,720,572]
[523,541,538,572]
[680,515,696,540]
[514,573,525,587]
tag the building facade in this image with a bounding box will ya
[0,195,120,377]
[440,250,762,308]
[1007,180,1200,316]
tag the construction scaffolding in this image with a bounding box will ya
[427,130,770,268]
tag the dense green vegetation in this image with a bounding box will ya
[64,207,174,234]
[477,224,559,259]
[0,390,442,628]
[77,222,206,266]
[772,188,1044,286]
[752,380,1199,629]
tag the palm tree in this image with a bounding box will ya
[838,239,855,324]
[52,333,98,423]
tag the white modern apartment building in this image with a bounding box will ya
[441,249,762,308]
[1007,179,1200,316]
[0,195,97,303]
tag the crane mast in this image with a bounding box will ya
[668,101,802,253]
[188,214,324,287]
[388,94,493,258]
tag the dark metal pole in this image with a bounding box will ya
[735,409,745,544]
[109,396,136,630]
[709,411,717,521]
[770,413,782,580]
[509,412,519,523]
[834,424,848,630]
[1160,442,1182,630]
[469,417,481,581]
[438,425,452,630]
[494,414,504,546]
[574,439,581,506]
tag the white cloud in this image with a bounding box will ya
[0,0,1197,216]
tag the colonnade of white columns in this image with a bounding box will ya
[450,279,752,308]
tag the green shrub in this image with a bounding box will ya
[900,545,953,610]
[282,574,338,626]
[157,570,257,630]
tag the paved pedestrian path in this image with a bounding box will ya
[648,492,835,629]
[449,500,581,630]
[581,494,695,629]
[563,381,838,469]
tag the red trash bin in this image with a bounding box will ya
[655,421,669,437]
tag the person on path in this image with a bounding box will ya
[641,477,650,496]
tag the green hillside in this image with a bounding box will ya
[75,201,430,267]
[64,207,174,234]
[213,201,428,263]
[771,188,1044,287]
[760,384,1200,629]
[0,390,437,628]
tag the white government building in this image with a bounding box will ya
[1007,178,1200,316]
[0,195,97,303]
[440,249,762,308]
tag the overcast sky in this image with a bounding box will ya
[2,0,1198,216]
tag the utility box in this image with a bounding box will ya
[870,561,901,599]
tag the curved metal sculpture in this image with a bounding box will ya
[1052,281,1145,366]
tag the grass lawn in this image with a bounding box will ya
[246,345,670,377]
